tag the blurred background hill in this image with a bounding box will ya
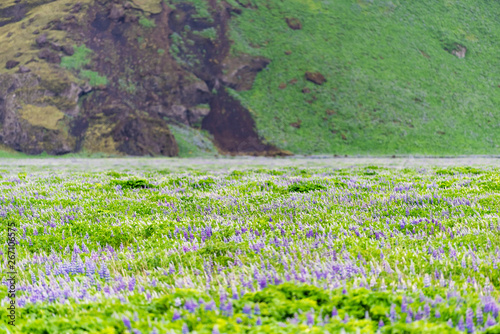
[1,0,499,157]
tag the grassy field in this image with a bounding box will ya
[0,158,499,333]
[228,0,500,155]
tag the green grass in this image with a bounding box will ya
[228,0,500,155]
[60,45,92,70]
[80,70,108,86]
[139,16,156,28]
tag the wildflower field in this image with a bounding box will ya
[1,158,500,334]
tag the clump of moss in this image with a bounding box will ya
[18,104,65,130]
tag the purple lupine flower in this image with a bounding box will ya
[185,299,198,313]
[236,317,242,324]
[128,276,135,292]
[379,319,384,327]
[485,314,496,328]
[205,300,216,311]
[476,305,483,325]
[99,265,111,282]
[182,323,189,334]
[172,310,181,321]
[256,317,262,326]
[254,303,260,315]
[423,274,431,287]
[466,308,474,333]
[389,304,397,322]
[133,312,139,322]
[306,311,314,326]
[73,242,81,254]
[243,304,252,315]
[212,325,220,334]
[406,313,412,324]
[123,316,132,330]
[343,313,349,324]
[424,304,430,318]
[435,309,441,318]
[331,307,338,317]
[447,318,453,327]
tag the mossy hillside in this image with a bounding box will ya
[0,0,92,75]
[129,0,163,14]
[229,0,500,155]
[18,104,65,130]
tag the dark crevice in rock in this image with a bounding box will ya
[0,0,57,27]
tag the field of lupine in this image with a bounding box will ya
[1,158,500,333]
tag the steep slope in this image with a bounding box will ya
[228,0,500,155]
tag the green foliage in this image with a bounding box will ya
[110,178,155,189]
[192,177,215,189]
[139,16,156,28]
[106,171,127,178]
[288,181,326,193]
[60,45,92,70]
[193,27,217,40]
[80,70,108,86]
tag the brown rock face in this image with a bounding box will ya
[221,55,270,91]
[37,49,60,64]
[112,111,178,156]
[286,17,302,30]
[62,45,75,56]
[0,73,80,155]
[5,60,19,69]
[18,66,31,73]
[305,71,326,85]
[108,4,125,20]
[452,45,466,58]
[35,33,48,47]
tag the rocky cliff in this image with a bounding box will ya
[0,0,287,156]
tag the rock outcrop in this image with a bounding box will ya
[0,0,287,156]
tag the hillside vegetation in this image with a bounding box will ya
[229,0,500,155]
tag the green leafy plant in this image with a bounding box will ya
[288,181,326,193]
